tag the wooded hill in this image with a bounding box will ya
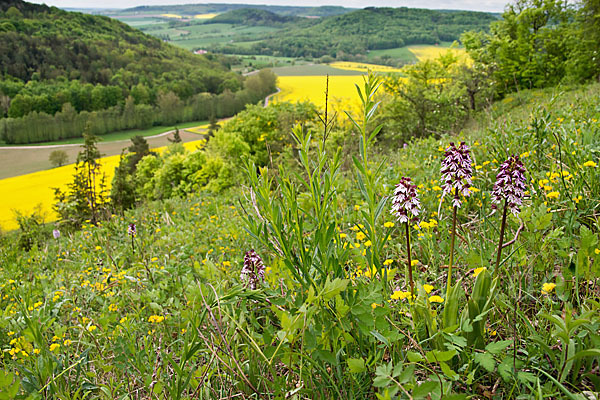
[120,4,352,18]
[208,7,498,57]
[0,1,276,144]
[206,8,302,26]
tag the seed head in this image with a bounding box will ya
[441,142,473,208]
[390,177,421,223]
[492,156,527,215]
[241,249,265,289]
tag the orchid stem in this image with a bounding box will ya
[405,222,414,297]
[446,201,457,300]
[495,199,508,271]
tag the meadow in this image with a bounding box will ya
[1,81,598,398]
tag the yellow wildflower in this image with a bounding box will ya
[49,343,60,352]
[473,267,486,277]
[383,259,393,266]
[87,325,97,332]
[364,240,372,247]
[384,221,394,228]
[423,284,434,294]
[356,232,366,241]
[148,315,165,324]
[429,295,444,303]
[410,260,419,267]
[541,282,556,295]
[583,161,597,167]
[546,192,560,199]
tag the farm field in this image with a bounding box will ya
[0,140,207,232]
[0,122,208,179]
[407,44,468,61]
[273,75,365,110]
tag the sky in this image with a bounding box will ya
[28,0,509,13]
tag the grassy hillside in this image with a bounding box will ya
[1,81,598,398]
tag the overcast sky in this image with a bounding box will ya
[28,0,509,13]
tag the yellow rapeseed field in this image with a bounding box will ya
[273,75,366,111]
[160,14,183,19]
[193,13,218,19]
[0,140,205,232]
[329,62,404,73]
[407,45,469,62]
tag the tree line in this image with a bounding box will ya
[0,70,277,144]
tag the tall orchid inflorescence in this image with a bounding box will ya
[391,177,421,296]
[493,156,527,270]
[492,156,527,216]
[128,223,136,253]
[441,142,473,208]
[128,223,137,237]
[241,249,266,290]
[391,177,422,223]
[441,142,473,299]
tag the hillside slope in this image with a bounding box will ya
[211,7,497,57]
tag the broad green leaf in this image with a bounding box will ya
[474,352,496,372]
[485,340,512,355]
[347,357,366,373]
[425,349,457,363]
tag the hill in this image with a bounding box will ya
[0,1,276,144]
[207,8,302,26]
[119,3,352,18]
[209,7,497,57]
[1,82,599,397]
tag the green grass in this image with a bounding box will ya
[1,84,599,398]
[366,47,418,62]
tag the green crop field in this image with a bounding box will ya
[270,64,364,76]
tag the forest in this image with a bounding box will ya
[0,1,276,144]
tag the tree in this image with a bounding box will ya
[127,135,152,171]
[208,113,221,136]
[168,127,182,143]
[49,150,69,167]
[53,123,107,227]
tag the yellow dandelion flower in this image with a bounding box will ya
[429,295,444,303]
[541,282,556,295]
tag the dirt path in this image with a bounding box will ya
[264,87,281,107]
[0,128,205,180]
